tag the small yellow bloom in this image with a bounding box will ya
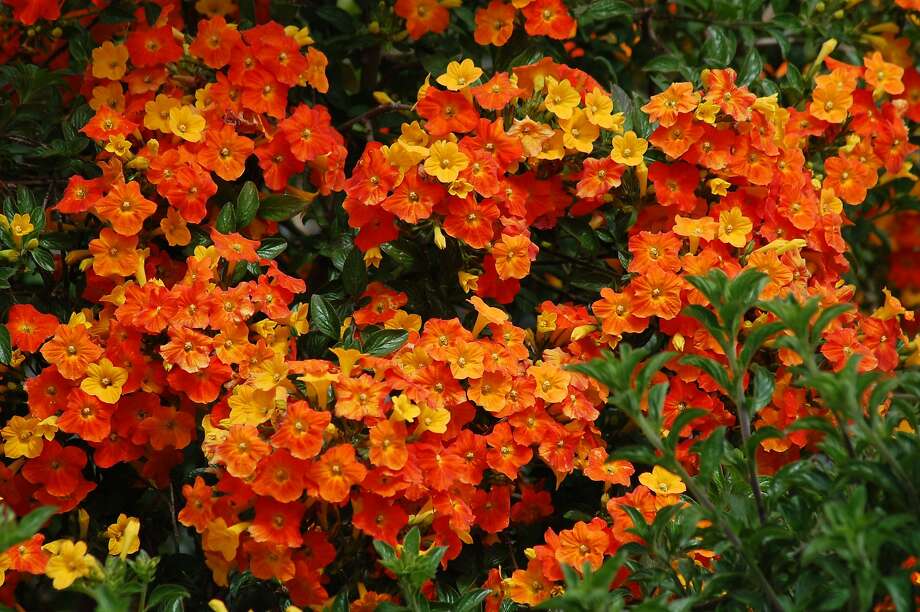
[391,394,421,423]
[638,465,687,496]
[106,514,141,558]
[44,540,98,590]
[9,213,33,238]
[330,347,363,378]
[80,358,128,404]
[583,88,616,129]
[436,59,483,91]
[283,24,313,46]
[364,246,383,268]
[202,519,250,562]
[424,140,469,183]
[89,82,125,113]
[1,415,45,459]
[718,206,753,248]
[91,41,129,80]
[708,177,731,196]
[104,135,132,157]
[168,105,206,143]
[458,271,479,293]
[610,131,648,166]
[415,404,450,435]
[695,99,720,124]
[144,95,180,132]
[560,109,599,153]
[544,77,580,119]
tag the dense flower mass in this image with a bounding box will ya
[0,0,919,610]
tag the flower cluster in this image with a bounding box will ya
[395,0,576,43]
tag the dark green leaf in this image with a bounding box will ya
[0,325,10,366]
[363,329,408,356]
[750,364,774,412]
[342,247,368,297]
[310,295,340,340]
[737,47,764,86]
[256,236,287,260]
[259,194,307,221]
[236,181,259,228]
[215,202,237,234]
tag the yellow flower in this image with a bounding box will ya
[283,24,314,46]
[202,519,250,562]
[80,358,128,404]
[89,83,125,113]
[10,213,33,238]
[694,99,720,124]
[424,140,469,183]
[44,540,98,590]
[415,404,450,435]
[708,178,731,196]
[458,271,479,293]
[91,41,129,80]
[610,131,648,166]
[1,415,45,459]
[638,465,687,495]
[436,59,483,91]
[106,514,141,558]
[544,77,580,119]
[583,88,616,129]
[168,105,206,143]
[104,135,132,157]
[718,206,753,248]
[144,94,180,132]
[330,347,363,377]
[560,109,599,153]
[391,394,421,423]
[364,246,383,268]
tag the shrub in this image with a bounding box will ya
[0,0,918,610]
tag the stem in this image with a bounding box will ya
[137,583,148,612]
[336,103,414,131]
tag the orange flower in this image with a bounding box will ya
[215,425,271,478]
[627,231,682,275]
[444,341,485,379]
[89,228,140,277]
[280,104,338,163]
[528,363,570,404]
[395,0,450,40]
[249,498,305,548]
[335,374,388,420]
[642,82,700,127]
[576,157,624,199]
[864,51,904,96]
[584,448,635,486]
[555,520,610,572]
[504,560,553,606]
[7,304,58,353]
[252,450,307,503]
[58,389,114,443]
[443,197,499,249]
[40,324,104,380]
[492,234,537,280]
[95,180,157,236]
[160,327,213,373]
[210,230,260,263]
[198,124,254,181]
[189,16,241,69]
[474,1,515,46]
[368,420,409,470]
[630,269,684,320]
[310,444,367,503]
[270,401,331,459]
[592,288,647,336]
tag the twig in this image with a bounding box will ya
[337,103,414,131]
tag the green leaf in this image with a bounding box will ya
[256,236,287,260]
[644,55,685,74]
[309,295,340,340]
[363,329,408,356]
[575,0,633,26]
[737,47,764,86]
[236,181,260,229]
[145,584,190,610]
[0,325,10,366]
[680,354,730,392]
[215,202,237,234]
[30,248,55,272]
[695,427,726,483]
[750,364,774,412]
[700,26,736,68]
[342,247,368,297]
[259,194,308,221]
